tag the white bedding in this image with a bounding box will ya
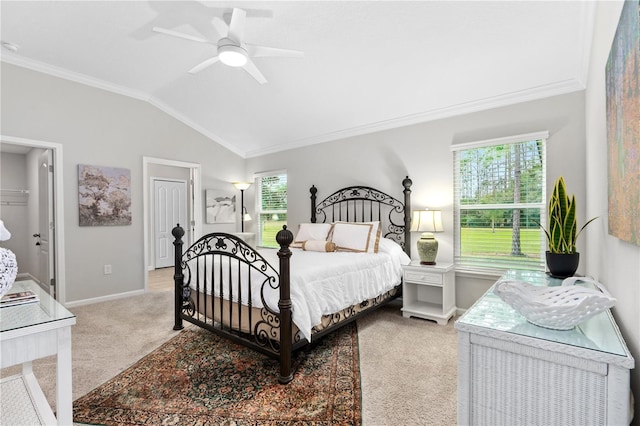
[186,237,410,341]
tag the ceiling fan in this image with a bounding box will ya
[153,8,303,84]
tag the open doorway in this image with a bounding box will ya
[142,157,201,293]
[0,135,66,303]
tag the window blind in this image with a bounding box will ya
[452,133,547,273]
[256,171,287,248]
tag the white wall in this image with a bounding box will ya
[1,62,246,303]
[584,1,639,421]
[247,90,587,308]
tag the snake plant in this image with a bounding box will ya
[540,176,598,254]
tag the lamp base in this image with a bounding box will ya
[416,233,439,266]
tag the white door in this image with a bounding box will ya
[154,179,187,268]
[38,149,55,297]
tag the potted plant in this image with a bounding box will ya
[539,177,598,278]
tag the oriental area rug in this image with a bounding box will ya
[73,324,361,425]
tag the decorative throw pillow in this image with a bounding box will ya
[302,240,337,252]
[292,223,332,248]
[332,221,381,253]
[330,222,373,252]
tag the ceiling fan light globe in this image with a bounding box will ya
[218,45,248,67]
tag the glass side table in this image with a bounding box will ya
[1,280,76,425]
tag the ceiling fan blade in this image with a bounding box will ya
[211,17,228,38]
[247,44,304,58]
[152,27,212,44]
[242,59,267,84]
[188,56,220,74]
[223,8,273,21]
[227,8,247,43]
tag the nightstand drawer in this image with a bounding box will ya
[404,270,443,285]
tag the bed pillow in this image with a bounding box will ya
[362,221,381,253]
[330,222,374,253]
[302,240,337,252]
[331,221,381,253]
[292,223,332,248]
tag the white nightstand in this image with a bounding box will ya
[401,261,455,325]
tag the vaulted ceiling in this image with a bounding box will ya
[1,1,594,158]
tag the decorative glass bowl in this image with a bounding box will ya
[493,276,616,330]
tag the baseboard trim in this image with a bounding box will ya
[65,289,146,308]
[16,272,38,282]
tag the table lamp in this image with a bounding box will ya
[410,210,444,265]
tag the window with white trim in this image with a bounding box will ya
[255,171,287,248]
[452,132,548,273]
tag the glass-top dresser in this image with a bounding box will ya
[0,280,76,425]
[455,270,634,426]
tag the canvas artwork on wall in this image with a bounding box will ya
[606,0,639,246]
[206,190,236,224]
[78,165,132,226]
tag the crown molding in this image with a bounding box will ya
[145,98,244,158]
[3,54,586,161]
[245,78,585,158]
[1,54,245,158]
[2,54,149,101]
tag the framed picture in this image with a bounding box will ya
[206,190,236,224]
[606,0,639,246]
[78,164,131,226]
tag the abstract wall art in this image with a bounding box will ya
[606,0,640,246]
[205,190,236,224]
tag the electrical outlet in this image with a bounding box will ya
[104,264,112,275]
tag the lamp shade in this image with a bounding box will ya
[410,210,444,233]
[232,182,252,191]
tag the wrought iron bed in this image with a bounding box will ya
[172,176,412,383]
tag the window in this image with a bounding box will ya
[452,132,548,273]
[255,171,287,248]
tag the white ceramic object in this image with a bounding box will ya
[493,276,616,330]
[0,247,18,298]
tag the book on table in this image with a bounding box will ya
[0,289,39,307]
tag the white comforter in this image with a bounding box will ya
[187,238,411,341]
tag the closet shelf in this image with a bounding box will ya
[0,189,29,206]
[0,189,29,195]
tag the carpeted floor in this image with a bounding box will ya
[2,291,458,425]
[73,324,361,425]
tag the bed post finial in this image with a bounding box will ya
[172,224,185,331]
[402,177,412,257]
[310,185,318,223]
[276,225,294,249]
[276,225,294,384]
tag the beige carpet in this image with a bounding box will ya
[1,292,458,425]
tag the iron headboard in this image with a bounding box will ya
[309,176,412,256]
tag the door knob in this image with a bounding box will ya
[33,233,41,238]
